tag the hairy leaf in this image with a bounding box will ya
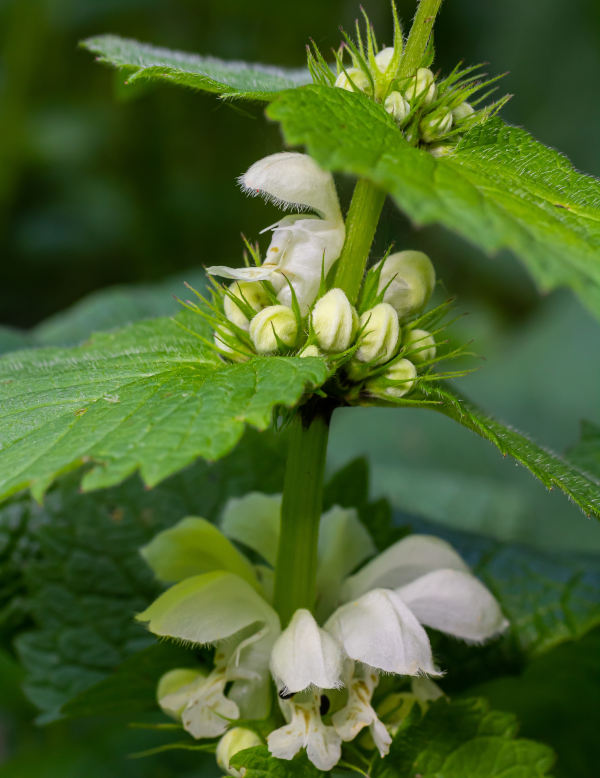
[82,35,310,100]
[419,383,600,519]
[268,86,600,317]
[371,697,554,778]
[7,428,286,719]
[0,312,327,500]
[230,746,323,777]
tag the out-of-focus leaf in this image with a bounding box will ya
[566,420,600,480]
[82,35,310,100]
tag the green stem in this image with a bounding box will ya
[334,179,386,304]
[398,0,443,79]
[273,402,331,626]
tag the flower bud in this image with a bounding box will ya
[428,144,454,158]
[224,281,270,330]
[311,288,358,353]
[374,47,395,74]
[157,668,206,719]
[366,357,417,399]
[384,91,410,124]
[249,305,297,354]
[214,327,250,362]
[376,250,436,319]
[356,303,400,365]
[404,68,437,104]
[299,344,322,358]
[216,727,263,778]
[403,328,436,363]
[452,101,475,122]
[420,109,453,143]
[335,67,370,92]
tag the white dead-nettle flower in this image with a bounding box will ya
[139,497,507,771]
[207,152,345,313]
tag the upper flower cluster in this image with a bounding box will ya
[196,152,462,405]
[307,5,508,157]
[137,494,508,772]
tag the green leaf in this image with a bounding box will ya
[463,628,600,778]
[230,746,323,777]
[371,697,554,778]
[0,313,328,500]
[268,86,600,317]
[6,427,287,719]
[82,35,310,100]
[566,420,600,480]
[419,383,600,519]
[141,516,259,587]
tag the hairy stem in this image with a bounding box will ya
[334,179,386,304]
[399,0,443,79]
[273,402,332,625]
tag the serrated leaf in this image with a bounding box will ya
[230,746,323,777]
[7,427,287,719]
[267,85,600,317]
[419,383,600,519]
[371,697,554,778]
[0,313,328,500]
[82,35,310,100]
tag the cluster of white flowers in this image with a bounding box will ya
[138,495,508,773]
[205,152,443,403]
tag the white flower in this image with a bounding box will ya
[207,153,345,313]
[332,662,392,758]
[267,690,342,772]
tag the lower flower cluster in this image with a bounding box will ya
[137,494,508,773]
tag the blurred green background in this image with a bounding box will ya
[1,0,599,775]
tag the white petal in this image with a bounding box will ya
[397,568,509,642]
[342,534,469,600]
[224,624,278,720]
[270,609,343,693]
[325,588,438,676]
[240,152,342,222]
[315,506,376,619]
[306,720,343,772]
[221,492,282,567]
[205,263,277,281]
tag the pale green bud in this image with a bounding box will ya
[249,305,297,354]
[404,68,437,104]
[157,668,206,719]
[214,327,249,362]
[420,109,453,143]
[224,281,270,330]
[428,144,454,158]
[356,303,400,365]
[404,328,436,363]
[311,288,358,353]
[374,46,395,74]
[377,250,436,319]
[216,727,263,778]
[452,101,475,122]
[366,357,417,399]
[335,68,370,92]
[384,91,411,124]
[299,344,322,358]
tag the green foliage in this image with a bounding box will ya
[2,428,286,719]
[82,36,311,100]
[0,312,327,501]
[370,697,554,778]
[268,86,600,318]
[230,746,323,777]
[420,383,600,519]
[566,420,600,479]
